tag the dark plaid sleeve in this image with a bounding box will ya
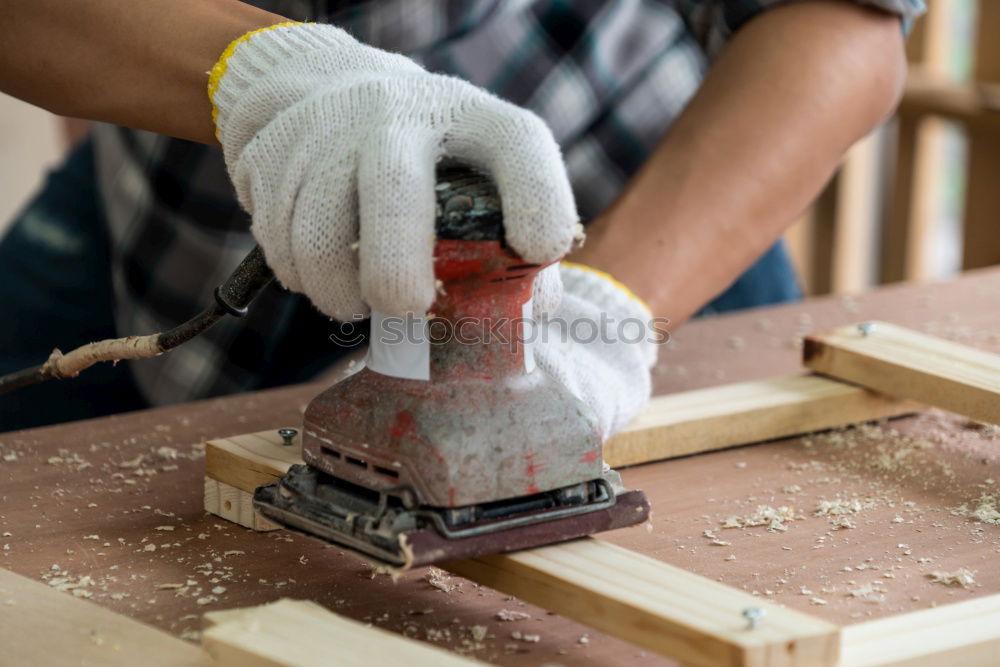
[677,0,926,59]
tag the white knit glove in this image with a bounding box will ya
[535,264,659,441]
[209,22,578,320]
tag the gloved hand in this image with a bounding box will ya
[209,22,578,320]
[534,263,659,440]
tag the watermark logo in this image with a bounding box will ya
[329,313,670,347]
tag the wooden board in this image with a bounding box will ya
[203,599,481,666]
[839,594,1000,667]
[205,426,303,494]
[204,477,281,531]
[804,321,1000,424]
[0,568,206,666]
[446,540,839,667]
[606,374,914,468]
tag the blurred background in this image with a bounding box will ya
[0,0,995,299]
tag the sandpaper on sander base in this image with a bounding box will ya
[255,486,650,573]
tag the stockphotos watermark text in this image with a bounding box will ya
[329,313,670,347]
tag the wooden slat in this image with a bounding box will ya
[897,69,1000,127]
[839,594,1000,666]
[446,539,839,667]
[203,599,481,667]
[830,133,881,294]
[886,0,967,284]
[962,0,1000,271]
[605,374,914,468]
[0,568,207,666]
[807,179,839,295]
[804,321,1000,424]
[204,477,281,531]
[205,427,303,494]
[882,112,946,283]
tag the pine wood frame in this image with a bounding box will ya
[197,340,1000,665]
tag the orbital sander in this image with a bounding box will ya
[0,163,650,570]
[253,165,650,569]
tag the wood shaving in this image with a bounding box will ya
[425,568,459,593]
[927,569,976,588]
[814,497,875,516]
[847,583,885,603]
[721,505,795,532]
[495,609,531,621]
[953,494,1000,526]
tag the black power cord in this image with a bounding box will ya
[0,246,273,395]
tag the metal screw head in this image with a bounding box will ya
[742,606,766,630]
[857,321,876,337]
[277,428,298,446]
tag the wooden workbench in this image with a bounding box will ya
[1,267,998,665]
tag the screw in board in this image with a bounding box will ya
[277,428,298,446]
[857,321,876,337]
[742,606,766,630]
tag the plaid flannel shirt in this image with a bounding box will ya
[91,0,924,406]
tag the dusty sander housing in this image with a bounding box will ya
[254,164,650,569]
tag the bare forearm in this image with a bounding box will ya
[0,0,286,144]
[572,0,906,324]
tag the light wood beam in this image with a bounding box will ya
[804,321,1000,424]
[203,599,481,666]
[0,568,207,666]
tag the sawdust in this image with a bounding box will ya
[927,569,976,588]
[495,609,531,621]
[814,497,877,517]
[846,583,886,603]
[425,568,460,593]
[720,505,796,532]
[953,493,1000,526]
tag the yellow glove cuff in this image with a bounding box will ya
[207,21,302,132]
[560,261,652,317]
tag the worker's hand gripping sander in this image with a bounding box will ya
[254,164,650,569]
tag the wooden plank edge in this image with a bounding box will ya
[838,593,1000,666]
[204,477,281,531]
[804,321,1000,424]
[445,539,840,667]
[0,568,207,666]
[605,374,917,468]
[205,429,303,494]
[203,598,481,666]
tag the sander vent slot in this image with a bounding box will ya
[345,456,367,469]
[320,446,341,460]
[373,465,400,479]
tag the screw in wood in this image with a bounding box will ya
[277,428,298,447]
[742,606,766,630]
[857,321,876,337]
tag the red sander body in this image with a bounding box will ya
[254,165,650,569]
